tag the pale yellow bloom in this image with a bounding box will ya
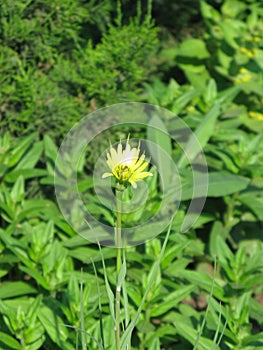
[240,47,248,54]
[253,37,261,43]
[235,68,253,85]
[102,139,153,188]
[249,111,263,121]
[239,68,248,74]
[247,51,255,59]
[241,75,252,83]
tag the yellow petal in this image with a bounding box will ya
[130,181,137,188]
[133,161,149,174]
[110,147,118,166]
[133,154,145,170]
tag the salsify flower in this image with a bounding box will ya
[102,139,153,189]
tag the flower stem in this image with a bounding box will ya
[115,189,122,350]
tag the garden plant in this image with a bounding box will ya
[0,0,263,349]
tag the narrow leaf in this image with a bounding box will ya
[0,332,22,350]
[0,281,37,299]
[98,242,115,322]
[15,141,43,169]
[181,172,250,200]
[178,103,220,168]
[9,133,38,167]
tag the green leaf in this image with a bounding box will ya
[120,217,174,349]
[247,10,258,30]
[19,266,51,290]
[15,141,43,169]
[216,86,241,106]
[0,231,35,269]
[209,221,229,259]
[78,177,94,192]
[44,135,58,163]
[181,172,250,200]
[207,173,250,197]
[27,294,43,325]
[150,285,195,317]
[148,337,160,350]
[68,246,115,263]
[200,0,220,21]
[0,281,37,299]
[243,332,263,346]
[5,169,47,183]
[178,103,220,168]
[147,114,173,190]
[222,0,246,18]
[9,133,38,167]
[39,176,55,185]
[122,254,130,329]
[176,39,210,59]
[173,313,220,350]
[249,298,263,325]
[90,260,105,348]
[79,275,87,350]
[0,201,14,220]
[171,89,197,115]
[221,22,240,49]
[16,199,58,222]
[117,257,126,288]
[184,68,211,90]
[10,175,24,202]
[0,332,22,350]
[24,324,45,350]
[98,243,115,322]
[175,270,226,300]
[0,253,19,264]
[238,192,263,220]
[38,304,74,350]
[203,79,217,105]
[207,147,239,173]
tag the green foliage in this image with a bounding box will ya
[153,0,263,118]
[1,126,262,349]
[0,0,158,139]
[0,0,263,349]
[80,19,158,105]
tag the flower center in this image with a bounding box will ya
[114,164,132,182]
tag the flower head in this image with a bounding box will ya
[102,139,153,189]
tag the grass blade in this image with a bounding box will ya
[90,259,105,349]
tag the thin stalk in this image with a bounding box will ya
[115,189,122,350]
[80,272,87,350]
[224,194,238,249]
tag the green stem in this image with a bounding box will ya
[224,194,238,249]
[115,189,122,350]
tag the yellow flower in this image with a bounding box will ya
[240,47,248,54]
[102,139,153,188]
[241,75,252,83]
[235,68,253,84]
[239,68,248,74]
[247,50,255,59]
[253,37,261,43]
[249,111,263,121]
